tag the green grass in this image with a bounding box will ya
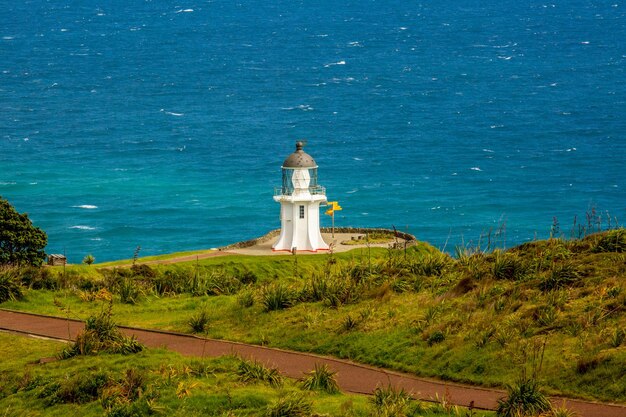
[3,230,626,405]
[0,333,492,416]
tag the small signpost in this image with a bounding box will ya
[325,201,342,238]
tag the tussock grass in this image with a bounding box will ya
[237,358,283,387]
[300,364,340,394]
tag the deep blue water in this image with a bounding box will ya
[1,1,625,263]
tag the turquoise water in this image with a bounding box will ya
[1,1,625,262]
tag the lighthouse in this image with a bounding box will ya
[273,141,329,252]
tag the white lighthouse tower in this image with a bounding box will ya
[273,141,329,252]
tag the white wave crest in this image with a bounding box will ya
[470,167,482,171]
[69,225,96,230]
[160,109,184,116]
[324,60,346,68]
[74,205,98,209]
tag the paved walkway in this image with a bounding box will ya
[1,309,624,416]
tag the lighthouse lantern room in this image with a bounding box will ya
[273,141,329,252]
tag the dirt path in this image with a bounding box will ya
[1,309,624,416]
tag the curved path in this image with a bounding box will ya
[1,309,624,417]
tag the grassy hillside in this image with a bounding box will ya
[1,229,625,404]
[0,332,491,416]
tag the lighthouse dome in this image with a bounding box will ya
[282,141,317,168]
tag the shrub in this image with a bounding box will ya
[427,331,446,346]
[59,304,143,358]
[83,254,95,265]
[411,253,451,277]
[496,378,552,417]
[188,308,210,333]
[18,266,57,290]
[237,270,258,285]
[130,263,157,278]
[539,262,580,292]
[0,267,23,302]
[301,364,340,394]
[151,269,189,295]
[236,289,255,308]
[341,314,360,332]
[101,368,149,416]
[36,371,109,405]
[594,229,626,253]
[205,270,242,296]
[265,393,312,417]
[261,283,295,312]
[370,385,411,417]
[237,358,283,387]
[493,251,525,281]
[118,278,141,304]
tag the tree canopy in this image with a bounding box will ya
[0,196,47,266]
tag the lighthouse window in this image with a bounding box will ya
[299,205,305,219]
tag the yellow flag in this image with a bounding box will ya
[332,202,342,211]
[325,208,334,216]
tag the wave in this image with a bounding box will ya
[160,109,184,116]
[73,205,98,209]
[175,8,194,13]
[324,60,346,68]
[69,225,96,230]
[470,167,482,171]
[281,104,313,111]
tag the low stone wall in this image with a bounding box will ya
[320,227,416,243]
[219,227,416,250]
[219,229,281,250]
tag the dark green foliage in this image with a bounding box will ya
[0,267,23,302]
[594,228,626,253]
[152,269,189,295]
[341,314,360,332]
[265,393,312,417]
[0,196,47,266]
[130,263,157,278]
[427,330,445,346]
[237,270,258,285]
[188,308,210,333]
[300,272,364,308]
[236,289,255,307]
[205,270,242,295]
[261,283,296,312]
[60,304,143,358]
[410,253,452,277]
[83,254,95,265]
[492,251,525,281]
[17,266,57,290]
[370,385,411,417]
[496,378,552,417]
[101,368,149,416]
[539,262,580,292]
[300,364,340,394]
[39,371,110,405]
[118,278,141,304]
[237,358,283,387]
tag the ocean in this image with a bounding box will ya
[1,0,625,263]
